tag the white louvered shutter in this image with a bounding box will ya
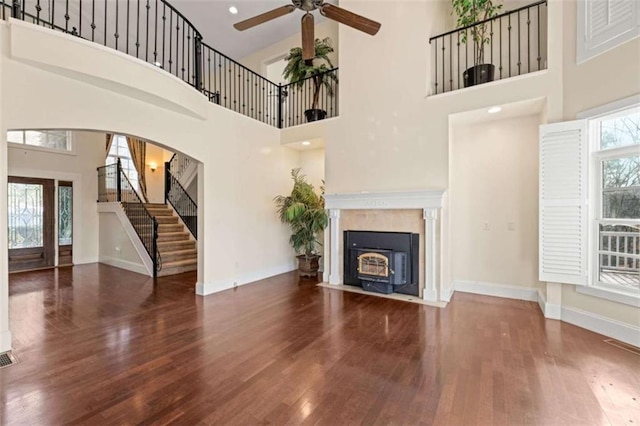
[578,0,640,62]
[539,121,589,285]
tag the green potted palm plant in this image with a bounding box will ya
[283,37,338,123]
[274,168,328,277]
[452,0,502,87]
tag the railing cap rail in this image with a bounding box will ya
[429,0,547,42]
[162,0,203,40]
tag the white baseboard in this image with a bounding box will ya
[446,281,638,347]
[0,330,12,352]
[196,262,297,296]
[453,280,538,302]
[99,256,149,276]
[74,256,99,265]
[442,284,455,302]
[561,306,640,348]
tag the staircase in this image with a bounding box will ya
[145,203,197,277]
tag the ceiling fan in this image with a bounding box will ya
[233,0,381,61]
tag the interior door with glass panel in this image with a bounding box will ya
[8,177,55,272]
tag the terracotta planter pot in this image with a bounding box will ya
[297,255,321,277]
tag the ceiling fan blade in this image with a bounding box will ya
[302,13,315,61]
[320,4,381,36]
[233,5,296,31]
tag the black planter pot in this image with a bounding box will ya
[462,64,495,87]
[304,109,327,122]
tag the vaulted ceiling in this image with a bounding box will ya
[172,0,333,59]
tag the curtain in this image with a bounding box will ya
[105,133,114,158]
[126,136,148,203]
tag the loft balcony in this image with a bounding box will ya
[0,0,338,129]
[429,0,548,95]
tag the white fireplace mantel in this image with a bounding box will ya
[324,189,446,303]
[324,190,445,210]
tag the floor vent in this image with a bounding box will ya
[0,351,17,369]
[604,339,640,356]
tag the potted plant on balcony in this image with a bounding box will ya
[452,0,503,87]
[274,168,328,277]
[283,37,338,123]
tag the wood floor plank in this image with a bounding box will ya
[1,264,639,424]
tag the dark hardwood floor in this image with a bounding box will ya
[1,264,639,425]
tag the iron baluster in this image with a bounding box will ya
[154,0,158,65]
[91,0,94,41]
[145,0,150,62]
[527,7,531,73]
[115,0,119,49]
[136,0,140,58]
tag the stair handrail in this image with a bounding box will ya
[97,159,161,277]
[164,162,197,239]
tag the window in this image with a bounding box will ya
[577,0,640,63]
[539,99,639,306]
[7,130,72,152]
[592,107,639,293]
[106,135,138,190]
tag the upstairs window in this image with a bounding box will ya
[106,135,139,190]
[577,0,640,63]
[7,130,72,152]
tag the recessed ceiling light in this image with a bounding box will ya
[488,106,502,114]
[301,141,311,146]
[229,6,238,14]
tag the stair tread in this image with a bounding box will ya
[158,241,194,245]
[157,231,189,236]
[161,248,197,255]
[162,258,197,268]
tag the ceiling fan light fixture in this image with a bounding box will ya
[229,6,238,15]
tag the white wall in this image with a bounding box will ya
[298,148,325,190]
[145,143,173,204]
[7,130,104,265]
[450,114,542,290]
[323,0,564,195]
[98,210,146,275]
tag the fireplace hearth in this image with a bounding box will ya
[344,231,419,296]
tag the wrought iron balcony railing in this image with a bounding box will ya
[429,0,548,95]
[0,0,339,129]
